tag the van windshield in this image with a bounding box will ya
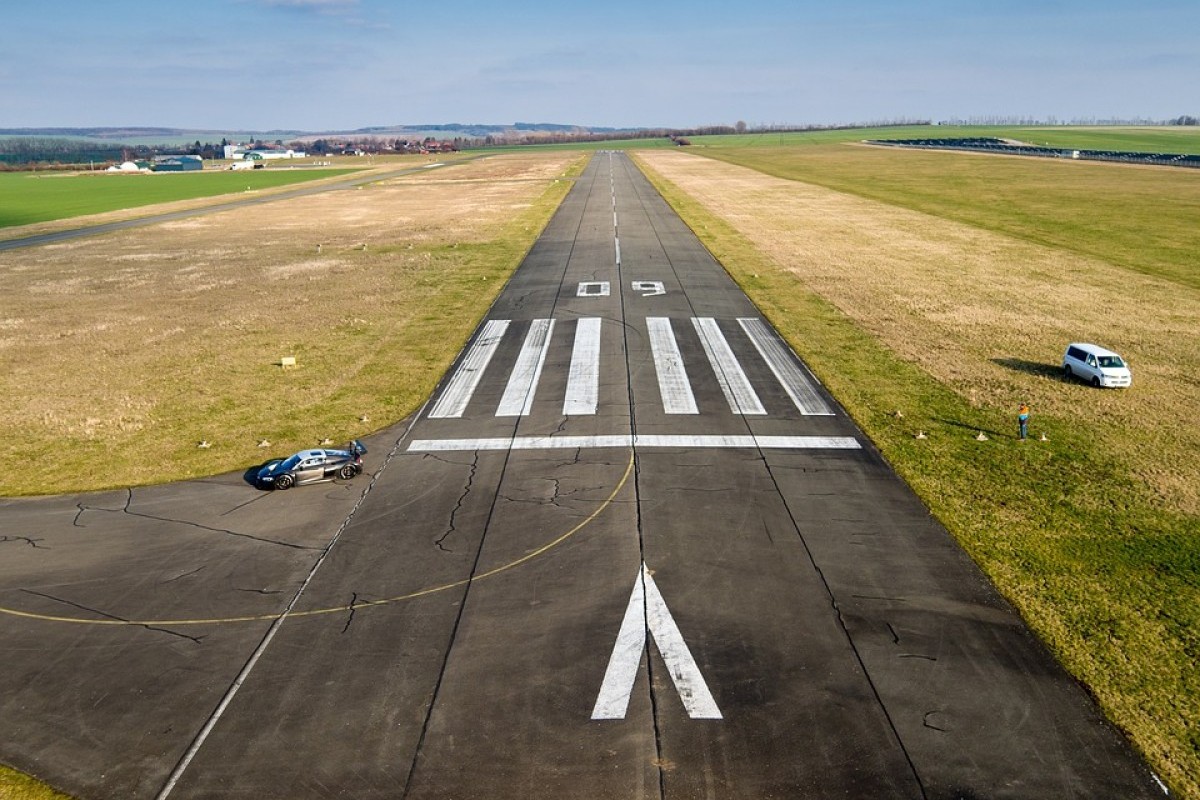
[1098,356,1125,368]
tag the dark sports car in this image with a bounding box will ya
[256,440,367,490]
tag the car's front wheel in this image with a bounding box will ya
[274,473,295,490]
[1063,365,1073,381]
[337,464,357,480]
[1091,376,1101,387]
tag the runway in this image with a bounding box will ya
[0,152,1163,799]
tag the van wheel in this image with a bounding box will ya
[1091,376,1101,387]
[1063,365,1073,381]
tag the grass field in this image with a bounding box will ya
[0,766,72,800]
[691,138,1200,290]
[687,124,1200,154]
[0,152,583,497]
[635,147,1199,799]
[0,168,360,228]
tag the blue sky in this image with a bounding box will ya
[2,0,1196,130]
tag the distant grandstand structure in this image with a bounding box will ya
[865,137,1200,168]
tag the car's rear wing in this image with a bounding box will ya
[350,439,367,456]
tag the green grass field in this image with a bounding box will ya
[691,138,1200,290]
[687,124,1200,154]
[0,168,358,228]
[636,140,1200,798]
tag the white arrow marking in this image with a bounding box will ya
[592,563,722,720]
[631,280,666,297]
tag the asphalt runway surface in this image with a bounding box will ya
[0,152,1165,799]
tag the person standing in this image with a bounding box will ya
[1018,403,1030,440]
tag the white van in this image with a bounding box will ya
[1062,343,1132,388]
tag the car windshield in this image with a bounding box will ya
[278,454,303,471]
[1098,356,1125,368]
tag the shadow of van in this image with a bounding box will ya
[991,358,1063,379]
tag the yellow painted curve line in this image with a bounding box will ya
[0,450,635,628]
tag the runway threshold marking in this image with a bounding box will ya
[647,317,698,414]
[0,453,636,628]
[428,319,510,419]
[497,318,554,416]
[739,318,835,416]
[564,318,602,415]
[592,562,722,720]
[693,317,766,415]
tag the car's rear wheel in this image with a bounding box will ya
[337,464,357,480]
[274,473,295,490]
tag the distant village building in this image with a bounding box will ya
[152,155,203,172]
[244,149,306,160]
[223,145,247,159]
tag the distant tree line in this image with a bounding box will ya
[0,137,127,168]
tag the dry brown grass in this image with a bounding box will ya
[0,152,583,495]
[637,149,1200,517]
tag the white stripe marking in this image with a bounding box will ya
[592,563,722,720]
[564,318,601,415]
[614,237,621,266]
[739,318,834,415]
[428,319,510,419]
[407,435,861,452]
[693,318,766,415]
[497,319,554,416]
[647,317,698,414]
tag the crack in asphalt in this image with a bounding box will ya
[0,535,47,548]
[71,489,317,551]
[435,452,479,553]
[419,452,475,468]
[20,589,205,644]
[341,592,360,634]
[161,566,206,584]
[219,492,273,516]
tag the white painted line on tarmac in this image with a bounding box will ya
[739,318,835,416]
[564,318,601,415]
[407,435,861,452]
[592,563,722,720]
[693,317,766,415]
[631,280,666,297]
[647,317,698,414]
[576,281,610,297]
[428,319,510,419]
[497,318,554,417]
[614,237,621,266]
